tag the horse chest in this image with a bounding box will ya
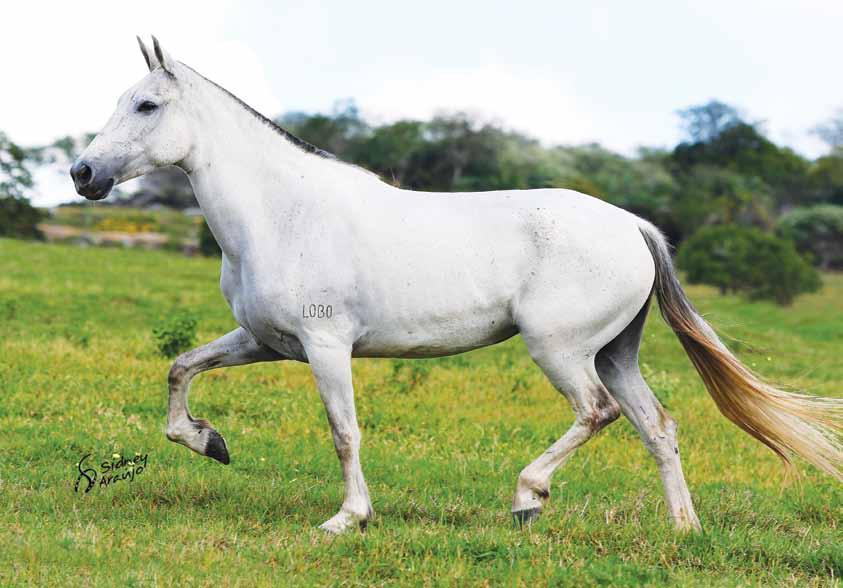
[220,258,300,337]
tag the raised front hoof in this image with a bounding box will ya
[166,419,230,464]
[204,429,230,465]
[512,507,542,528]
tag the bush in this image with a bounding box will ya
[776,205,843,269]
[198,218,221,257]
[677,225,821,305]
[0,195,44,239]
[152,311,198,358]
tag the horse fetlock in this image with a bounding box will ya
[672,508,702,533]
[342,498,373,522]
[516,469,550,500]
[512,476,548,513]
[166,419,230,464]
[165,420,193,443]
[512,468,550,526]
[319,506,370,535]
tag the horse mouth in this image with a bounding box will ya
[77,178,115,201]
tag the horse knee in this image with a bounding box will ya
[576,386,621,434]
[590,396,621,431]
[168,355,193,387]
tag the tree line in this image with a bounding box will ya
[2,100,843,303]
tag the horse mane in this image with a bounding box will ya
[179,63,336,160]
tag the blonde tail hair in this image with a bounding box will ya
[638,221,843,480]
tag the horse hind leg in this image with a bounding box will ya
[595,298,701,531]
[511,342,621,526]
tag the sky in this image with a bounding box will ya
[2,0,842,205]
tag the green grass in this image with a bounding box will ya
[0,238,840,587]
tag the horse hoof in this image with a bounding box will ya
[319,511,367,535]
[512,507,542,528]
[204,429,230,464]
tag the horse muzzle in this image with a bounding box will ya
[70,160,115,201]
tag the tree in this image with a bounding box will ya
[677,225,820,305]
[672,123,812,209]
[0,131,33,200]
[809,154,843,206]
[405,114,505,191]
[672,166,774,237]
[0,131,43,239]
[0,195,44,239]
[777,205,843,269]
[351,120,426,186]
[812,110,843,153]
[277,99,368,158]
[676,100,743,143]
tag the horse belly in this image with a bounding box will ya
[351,302,518,358]
[350,250,524,357]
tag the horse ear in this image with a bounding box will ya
[151,35,176,74]
[136,36,158,72]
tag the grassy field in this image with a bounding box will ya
[0,238,840,587]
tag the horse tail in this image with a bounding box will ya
[637,220,843,480]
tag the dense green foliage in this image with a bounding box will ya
[0,131,43,239]
[778,205,843,270]
[671,123,811,209]
[1,239,841,585]
[152,310,198,358]
[811,154,843,206]
[0,194,44,239]
[677,226,821,305]
[0,131,33,200]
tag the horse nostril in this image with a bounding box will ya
[71,162,93,186]
[77,164,92,184]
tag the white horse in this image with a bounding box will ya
[72,37,842,534]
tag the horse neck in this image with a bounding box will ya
[180,76,367,261]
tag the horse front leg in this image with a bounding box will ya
[166,327,282,463]
[305,343,372,534]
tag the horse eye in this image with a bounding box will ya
[137,101,158,113]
